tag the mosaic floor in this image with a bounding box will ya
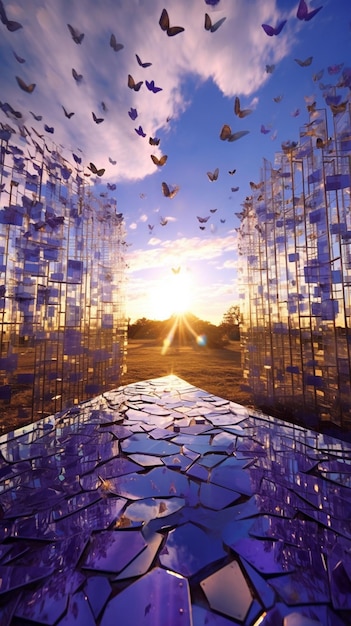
[0,375,351,625]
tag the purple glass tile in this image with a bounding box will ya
[52,497,127,533]
[0,565,54,594]
[186,462,209,481]
[200,561,253,621]
[192,604,241,625]
[100,567,192,626]
[240,558,276,609]
[114,531,163,580]
[328,543,351,610]
[0,596,20,626]
[159,522,227,577]
[200,482,240,510]
[210,457,254,496]
[108,466,191,500]
[82,529,147,573]
[162,453,194,470]
[233,537,311,574]
[121,497,185,525]
[121,433,180,456]
[127,453,164,466]
[56,591,95,626]
[269,568,330,606]
[84,575,112,619]
[15,581,69,624]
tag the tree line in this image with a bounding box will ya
[128,306,242,348]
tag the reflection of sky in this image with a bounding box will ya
[1,0,350,322]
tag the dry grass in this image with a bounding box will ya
[121,339,253,407]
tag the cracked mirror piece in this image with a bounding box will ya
[192,604,239,625]
[200,561,253,622]
[121,497,186,524]
[210,457,254,496]
[82,530,147,573]
[0,565,54,594]
[268,568,330,606]
[240,559,276,610]
[121,433,180,456]
[327,543,351,610]
[233,537,312,574]
[114,531,163,580]
[283,613,323,625]
[199,482,241,510]
[159,522,227,577]
[100,567,192,626]
[127,453,164,466]
[56,591,95,626]
[108,466,191,500]
[84,576,112,620]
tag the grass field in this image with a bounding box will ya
[121,339,254,408]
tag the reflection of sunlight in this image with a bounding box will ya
[148,270,194,319]
[161,313,207,355]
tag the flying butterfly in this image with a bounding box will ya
[72,68,83,83]
[128,107,138,120]
[159,8,184,36]
[13,51,25,63]
[162,181,179,198]
[92,111,104,124]
[30,111,42,121]
[231,186,239,192]
[296,0,323,21]
[312,69,324,82]
[109,157,117,165]
[110,33,124,51]
[62,106,74,119]
[44,124,54,134]
[261,20,286,36]
[135,125,146,137]
[219,124,249,142]
[273,95,283,103]
[0,0,22,31]
[260,124,271,134]
[265,64,275,74]
[295,56,313,67]
[149,136,160,146]
[146,80,162,93]
[234,97,252,118]
[172,267,180,274]
[16,76,36,93]
[136,53,152,68]
[151,154,168,166]
[207,167,219,181]
[210,208,217,213]
[204,13,226,32]
[328,63,343,75]
[160,216,168,226]
[197,215,210,223]
[128,74,143,91]
[67,24,84,44]
[88,162,105,176]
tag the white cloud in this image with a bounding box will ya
[1,0,293,183]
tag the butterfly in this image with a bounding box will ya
[136,53,152,68]
[228,169,236,175]
[197,215,210,223]
[312,69,324,82]
[146,80,162,93]
[210,208,217,213]
[92,112,104,124]
[220,219,226,223]
[328,64,343,75]
[219,124,249,142]
[88,162,105,176]
[265,64,275,74]
[73,153,82,164]
[151,154,168,166]
[205,0,221,5]
[44,124,54,134]
[207,168,219,181]
[13,51,25,63]
[260,125,271,134]
[62,106,74,119]
[204,13,226,32]
[67,24,84,44]
[234,97,252,118]
[296,0,323,21]
[149,136,160,146]
[0,0,22,31]
[159,8,184,36]
[128,74,143,91]
[231,186,239,192]
[291,108,300,117]
[172,267,180,274]
[250,181,264,190]
[107,183,116,191]
[110,33,124,51]
[30,111,42,121]
[330,101,347,115]
[295,56,313,67]
[162,181,179,198]
[101,101,108,112]
[261,20,286,36]
[160,216,168,226]
[148,224,154,232]
[135,125,146,137]
[72,68,83,83]
[109,157,117,165]
[199,226,206,231]
[16,76,36,93]
[128,107,138,120]
[273,95,283,103]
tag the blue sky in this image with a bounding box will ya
[0,0,350,324]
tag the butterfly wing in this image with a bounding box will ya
[151,155,160,165]
[204,13,212,30]
[159,8,169,31]
[304,6,322,21]
[234,97,240,116]
[136,54,151,68]
[296,0,308,19]
[162,182,170,197]
[210,17,226,32]
[167,25,184,36]
[89,162,97,174]
[219,124,231,140]
[227,130,249,142]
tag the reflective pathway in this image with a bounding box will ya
[0,375,351,625]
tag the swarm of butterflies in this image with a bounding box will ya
[2,0,348,239]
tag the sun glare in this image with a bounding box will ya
[148,270,194,319]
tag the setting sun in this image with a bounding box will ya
[148,269,194,319]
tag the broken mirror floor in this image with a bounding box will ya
[0,375,351,626]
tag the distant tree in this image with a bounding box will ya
[128,318,165,339]
[220,305,242,340]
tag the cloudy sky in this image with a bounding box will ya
[1,0,350,323]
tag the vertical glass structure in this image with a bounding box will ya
[239,101,351,430]
[0,131,127,430]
